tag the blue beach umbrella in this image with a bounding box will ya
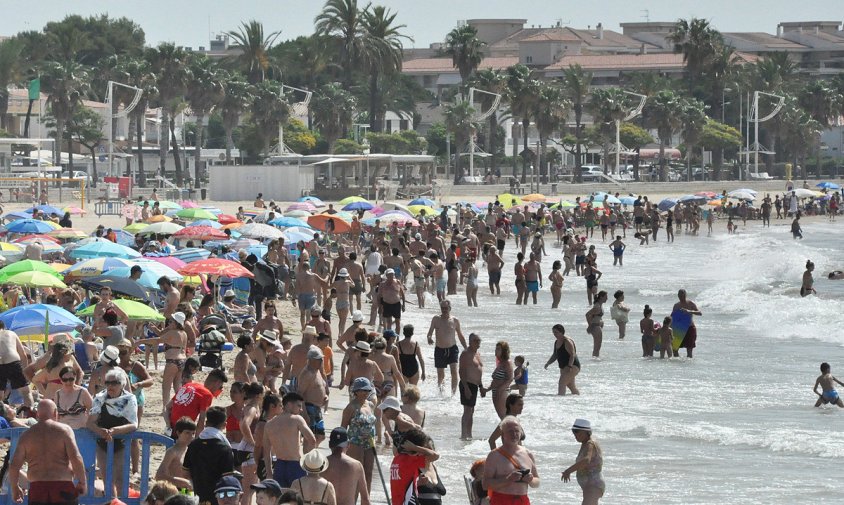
[409,198,436,207]
[25,205,64,216]
[6,219,55,234]
[0,304,84,336]
[342,201,374,211]
[268,217,311,228]
[170,247,212,263]
[817,182,841,190]
[618,196,637,205]
[658,198,678,211]
[3,211,33,222]
[69,241,141,260]
[298,196,325,207]
[63,257,135,277]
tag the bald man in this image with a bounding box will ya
[9,400,87,505]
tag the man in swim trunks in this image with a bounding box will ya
[458,333,484,440]
[426,300,467,394]
[263,392,315,488]
[483,416,539,504]
[813,362,844,408]
[524,253,542,305]
[672,289,702,358]
[380,268,405,332]
[297,347,328,449]
[9,399,87,505]
[294,261,327,330]
[0,321,33,407]
[487,245,504,295]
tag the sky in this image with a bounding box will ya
[1,0,842,48]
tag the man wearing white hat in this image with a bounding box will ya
[291,449,336,504]
[283,326,318,392]
[562,418,605,505]
[342,341,383,391]
[332,268,354,335]
[483,416,539,504]
[338,310,366,353]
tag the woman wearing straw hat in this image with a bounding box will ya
[291,449,336,505]
[562,418,605,505]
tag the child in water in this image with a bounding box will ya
[658,316,673,359]
[813,362,844,408]
[512,355,529,396]
[639,305,655,357]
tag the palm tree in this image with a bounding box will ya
[643,90,685,181]
[560,64,592,182]
[751,52,799,94]
[799,81,843,178]
[679,98,708,180]
[779,97,821,174]
[506,64,540,182]
[146,43,191,184]
[311,82,356,153]
[314,0,368,91]
[250,80,290,157]
[588,88,629,174]
[444,101,475,183]
[445,24,485,92]
[532,82,570,182]
[218,73,253,165]
[667,18,723,92]
[0,39,22,131]
[186,55,225,187]
[40,60,91,166]
[362,5,410,132]
[468,68,507,173]
[226,20,281,84]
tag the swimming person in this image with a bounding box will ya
[813,362,844,408]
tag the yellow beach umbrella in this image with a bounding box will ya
[496,193,524,208]
[522,193,546,202]
[407,205,437,217]
[5,271,67,288]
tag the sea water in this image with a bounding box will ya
[395,219,844,504]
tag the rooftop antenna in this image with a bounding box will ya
[641,9,650,22]
[466,87,502,179]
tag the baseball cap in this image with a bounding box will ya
[329,427,349,448]
[351,310,364,322]
[351,377,373,392]
[377,396,402,412]
[249,479,282,495]
[214,475,242,493]
[383,329,397,339]
[307,346,323,360]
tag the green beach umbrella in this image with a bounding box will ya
[156,201,183,210]
[124,222,147,234]
[76,298,164,322]
[176,208,218,221]
[5,271,67,288]
[0,260,63,284]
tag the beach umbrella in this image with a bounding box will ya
[408,198,436,206]
[155,201,183,210]
[176,208,218,221]
[522,194,546,203]
[695,191,717,198]
[338,196,366,206]
[374,214,419,227]
[707,199,723,207]
[298,196,326,207]
[146,255,187,271]
[173,226,228,241]
[247,244,268,258]
[407,205,438,217]
[69,241,141,260]
[231,238,259,249]
[25,205,64,216]
[0,242,23,253]
[496,193,523,208]
[180,258,254,278]
[5,271,67,288]
[62,257,135,278]
[48,228,88,240]
[3,211,33,222]
[110,229,136,247]
[727,190,756,201]
[283,209,313,219]
[221,222,244,231]
[282,227,317,243]
[678,194,708,204]
[17,239,63,254]
[728,189,757,197]
[6,219,56,234]
[0,304,83,336]
[549,200,577,209]
[657,198,678,211]
[77,299,164,322]
[618,196,637,205]
[792,188,822,198]
[216,214,240,225]
[48,262,71,273]
[79,276,150,302]
[200,206,223,215]
[380,202,413,215]
[123,222,147,234]
[237,223,284,239]
[169,247,212,264]
[286,202,317,213]
[63,206,87,215]
[604,195,621,204]
[269,217,310,228]
[12,234,61,244]
[307,214,352,233]
[186,219,223,229]
[147,215,172,223]
[0,260,63,284]
[105,262,183,290]
[138,222,184,236]
[817,182,841,190]
[178,200,199,209]
[342,201,374,211]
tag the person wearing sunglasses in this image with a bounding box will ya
[212,476,242,505]
[53,365,93,429]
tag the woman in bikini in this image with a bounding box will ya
[370,337,406,445]
[585,291,608,358]
[397,324,425,385]
[234,336,258,383]
[32,341,82,398]
[332,269,354,335]
[54,365,93,429]
[136,312,188,403]
[549,260,564,309]
[465,255,479,308]
[238,383,264,505]
[514,252,527,305]
[225,382,246,446]
[486,341,514,420]
[291,450,336,505]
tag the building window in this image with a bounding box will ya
[525,55,533,64]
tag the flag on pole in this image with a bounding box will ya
[28,79,40,101]
[43,311,50,347]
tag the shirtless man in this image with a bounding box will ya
[9,399,87,505]
[458,333,484,440]
[307,307,332,344]
[511,209,525,246]
[426,300,468,394]
[297,347,328,450]
[0,321,33,407]
[314,250,332,305]
[672,289,702,358]
[155,417,195,489]
[524,253,542,305]
[430,254,445,302]
[252,301,284,340]
[254,330,288,393]
[409,252,427,308]
[283,326,317,391]
[263,392,315,488]
[379,269,405,332]
[322,428,371,505]
[342,341,384,390]
[487,246,504,295]
[346,252,366,311]
[295,263,327,329]
[482,416,539,504]
[338,311,365,353]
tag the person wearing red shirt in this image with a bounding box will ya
[166,368,227,435]
[390,428,439,505]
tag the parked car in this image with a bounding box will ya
[62,170,93,186]
[580,165,605,182]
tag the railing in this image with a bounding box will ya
[0,428,174,505]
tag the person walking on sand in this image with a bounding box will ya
[544,324,580,396]
[562,418,605,505]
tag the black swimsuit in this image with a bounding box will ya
[556,339,580,369]
[399,342,419,378]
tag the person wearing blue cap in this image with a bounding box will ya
[250,479,283,505]
[341,377,377,491]
[212,476,241,505]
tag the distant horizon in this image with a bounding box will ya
[0,0,841,50]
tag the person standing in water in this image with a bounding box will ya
[610,290,630,340]
[672,289,702,358]
[548,260,564,309]
[585,291,607,358]
[608,236,625,266]
[801,260,816,297]
[544,324,580,396]
[562,418,605,505]
[791,213,803,239]
[813,362,844,408]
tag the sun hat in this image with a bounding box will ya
[572,418,592,431]
[223,289,236,298]
[300,449,329,473]
[351,377,373,392]
[259,330,279,342]
[351,310,364,322]
[354,341,371,353]
[171,312,186,326]
[307,346,323,360]
[303,325,318,336]
[100,346,120,365]
[385,268,395,275]
[338,268,349,277]
[377,396,402,412]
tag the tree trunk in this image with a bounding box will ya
[659,139,667,182]
[633,149,641,181]
[369,72,380,133]
[169,115,182,186]
[194,113,204,189]
[55,118,64,168]
[574,109,583,183]
[520,117,529,183]
[0,91,9,130]
[159,109,169,179]
[90,147,98,187]
[225,126,233,165]
[136,113,146,187]
[511,123,518,178]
